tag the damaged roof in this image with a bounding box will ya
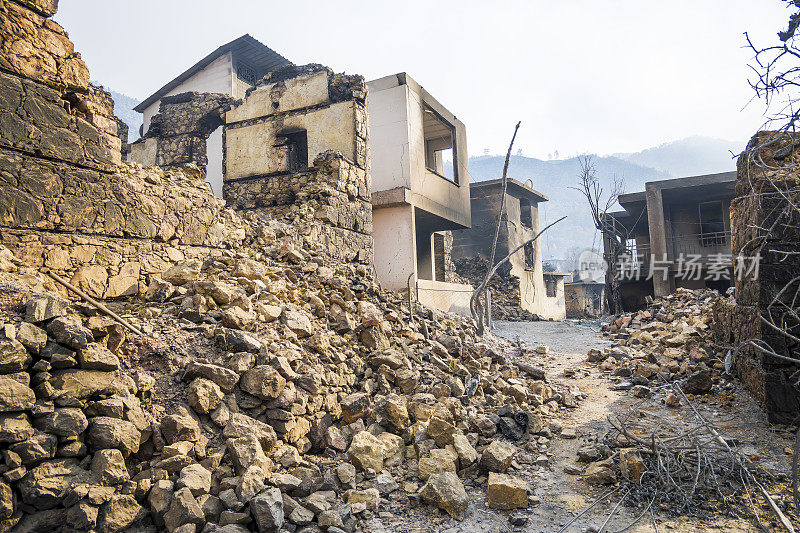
[470,178,548,202]
[134,34,291,113]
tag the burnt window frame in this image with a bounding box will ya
[698,200,726,247]
[422,104,459,185]
[545,276,558,298]
[235,61,258,86]
[275,129,309,173]
[520,197,533,228]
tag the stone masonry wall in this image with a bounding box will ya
[224,151,373,264]
[713,131,800,423]
[223,64,373,265]
[143,91,235,170]
[0,0,250,301]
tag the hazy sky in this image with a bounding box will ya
[56,1,789,159]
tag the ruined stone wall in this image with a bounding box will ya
[713,131,800,423]
[115,117,129,161]
[138,91,235,170]
[0,0,251,300]
[223,65,373,265]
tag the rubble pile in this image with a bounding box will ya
[453,257,541,321]
[0,1,583,530]
[589,288,727,398]
[0,214,585,531]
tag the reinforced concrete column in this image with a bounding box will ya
[645,186,672,297]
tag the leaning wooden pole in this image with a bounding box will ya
[46,270,145,337]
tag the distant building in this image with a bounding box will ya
[451,178,566,320]
[604,171,735,310]
[564,281,604,318]
[131,35,290,196]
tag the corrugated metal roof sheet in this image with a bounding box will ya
[134,34,291,113]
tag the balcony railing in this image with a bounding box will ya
[671,231,731,261]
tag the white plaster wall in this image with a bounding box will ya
[225,101,357,180]
[417,279,473,316]
[139,53,234,199]
[366,80,412,192]
[367,74,470,227]
[373,205,416,291]
[205,127,224,196]
[227,72,330,123]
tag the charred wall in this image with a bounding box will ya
[713,131,800,423]
[222,65,373,265]
[0,0,249,300]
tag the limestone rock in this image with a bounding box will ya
[226,434,269,475]
[91,449,129,485]
[487,472,528,510]
[283,310,313,338]
[34,408,88,437]
[452,433,478,466]
[161,413,202,444]
[0,375,36,412]
[87,417,140,455]
[347,488,379,511]
[224,413,278,453]
[162,262,201,285]
[98,494,143,533]
[77,344,120,371]
[584,459,617,485]
[17,459,90,510]
[187,378,223,414]
[164,487,204,532]
[250,488,284,531]
[419,472,469,521]
[480,440,516,473]
[340,392,371,424]
[0,413,34,443]
[236,465,267,502]
[0,481,13,519]
[46,316,93,350]
[427,415,458,447]
[184,361,239,392]
[240,366,286,400]
[683,371,712,394]
[418,456,455,481]
[348,431,383,472]
[25,295,67,323]
[177,464,211,496]
[377,432,404,467]
[619,448,646,483]
[0,338,31,372]
[50,369,118,400]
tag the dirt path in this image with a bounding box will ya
[369,320,789,533]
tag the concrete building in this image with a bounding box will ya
[131,35,290,196]
[367,73,474,315]
[605,171,736,310]
[132,44,475,315]
[564,281,605,318]
[451,179,567,320]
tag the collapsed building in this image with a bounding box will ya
[564,281,604,318]
[131,35,291,196]
[0,4,578,530]
[131,44,474,316]
[367,73,472,315]
[604,172,736,311]
[451,179,566,320]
